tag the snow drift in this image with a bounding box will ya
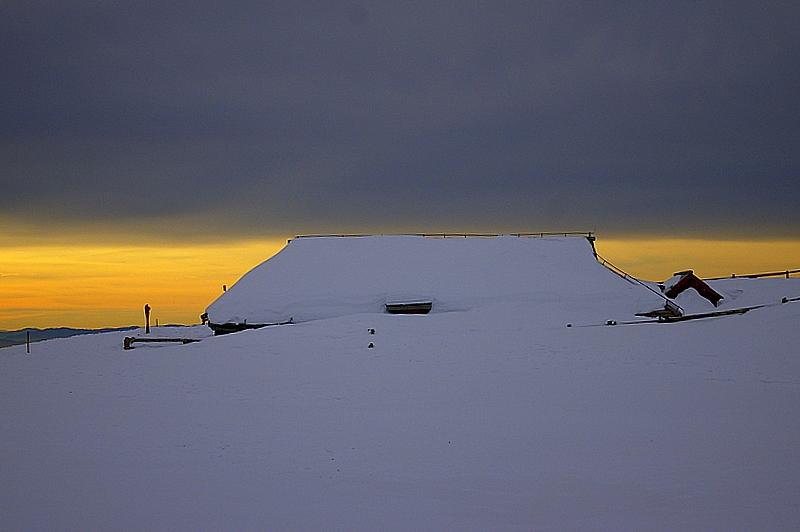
[206,235,663,327]
[4,293,800,530]
[4,237,800,530]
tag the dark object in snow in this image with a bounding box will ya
[663,270,724,307]
[368,328,375,334]
[368,342,374,348]
[208,316,293,335]
[123,336,202,350]
[606,320,617,326]
[566,323,572,328]
[208,322,268,335]
[636,299,684,319]
[385,301,432,314]
[144,304,151,334]
[658,307,751,322]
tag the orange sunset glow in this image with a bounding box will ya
[0,239,285,330]
[2,236,798,330]
[594,238,800,281]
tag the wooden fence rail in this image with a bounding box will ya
[123,337,202,350]
[704,269,800,281]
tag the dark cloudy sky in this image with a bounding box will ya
[2,1,799,240]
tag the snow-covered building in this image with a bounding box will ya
[204,233,665,334]
[662,270,724,306]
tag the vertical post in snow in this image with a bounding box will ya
[144,304,151,334]
[26,331,30,354]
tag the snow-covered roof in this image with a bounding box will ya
[206,235,661,325]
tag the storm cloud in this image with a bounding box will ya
[2,1,799,239]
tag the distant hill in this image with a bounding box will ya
[0,327,138,349]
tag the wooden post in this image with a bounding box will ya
[26,331,30,354]
[144,304,151,334]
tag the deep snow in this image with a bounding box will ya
[2,237,799,530]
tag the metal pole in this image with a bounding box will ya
[26,331,30,354]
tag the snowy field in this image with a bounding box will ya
[2,237,799,530]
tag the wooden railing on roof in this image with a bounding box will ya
[594,253,683,313]
[293,231,595,240]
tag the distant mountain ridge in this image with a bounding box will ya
[0,327,138,349]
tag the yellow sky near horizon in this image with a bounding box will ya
[594,238,800,281]
[1,236,799,330]
[0,239,286,330]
